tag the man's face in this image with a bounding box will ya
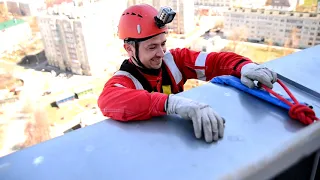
[126,33,167,69]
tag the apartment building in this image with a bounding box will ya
[56,18,79,73]
[127,0,195,35]
[127,0,152,6]
[223,8,320,48]
[37,15,66,70]
[265,0,299,11]
[5,0,46,16]
[194,0,232,7]
[194,0,304,11]
[165,0,195,35]
[37,0,127,76]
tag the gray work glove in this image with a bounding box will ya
[241,63,277,89]
[165,94,225,143]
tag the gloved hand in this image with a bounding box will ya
[241,63,277,89]
[165,94,225,143]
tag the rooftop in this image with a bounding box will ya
[0,19,25,31]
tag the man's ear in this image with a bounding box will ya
[123,43,134,57]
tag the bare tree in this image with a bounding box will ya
[14,80,52,149]
[259,38,272,62]
[290,27,300,49]
[283,27,300,56]
[214,19,224,30]
[21,104,51,148]
[228,26,248,53]
[265,0,272,6]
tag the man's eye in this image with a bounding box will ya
[149,46,156,50]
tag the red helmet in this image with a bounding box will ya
[118,4,168,40]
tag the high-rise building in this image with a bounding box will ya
[194,0,232,7]
[126,0,195,35]
[37,0,127,76]
[152,0,167,9]
[166,0,195,35]
[38,15,66,70]
[265,0,299,11]
[127,0,152,6]
[223,8,320,48]
[5,0,46,16]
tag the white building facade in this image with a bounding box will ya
[127,0,195,35]
[5,0,46,16]
[194,0,232,7]
[37,0,127,76]
[223,8,320,48]
[165,0,195,35]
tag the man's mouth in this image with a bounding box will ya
[151,58,162,64]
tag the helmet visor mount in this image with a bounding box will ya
[154,7,176,29]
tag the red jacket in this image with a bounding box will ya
[98,48,252,121]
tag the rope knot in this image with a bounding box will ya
[289,104,316,125]
[261,79,319,125]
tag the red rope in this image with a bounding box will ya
[261,79,319,125]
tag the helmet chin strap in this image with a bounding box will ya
[126,33,164,70]
[131,41,147,69]
[131,41,162,75]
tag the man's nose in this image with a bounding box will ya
[156,47,165,57]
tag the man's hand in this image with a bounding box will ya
[241,63,277,89]
[165,94,225,143]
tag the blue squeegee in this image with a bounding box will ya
[210,75,308,110]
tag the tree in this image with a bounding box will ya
[283,27,300,56]
[229,26,248,53]
[290,27,300,49]
[0,3,9,21]
[21,103,52,149]
[214,19,224,30]
[265,38,274,62]
[265,0,272,6]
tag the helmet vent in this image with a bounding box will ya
[122,12,143,18]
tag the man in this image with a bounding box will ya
[98,4,277,143]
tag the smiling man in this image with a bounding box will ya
[98,4,277,143]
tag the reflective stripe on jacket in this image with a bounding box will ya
[98,48,252,121]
